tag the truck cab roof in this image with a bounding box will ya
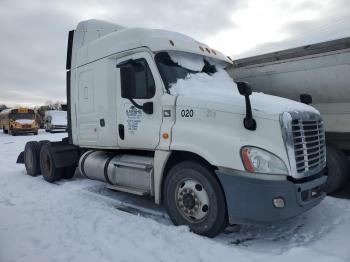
[71,19,231,69]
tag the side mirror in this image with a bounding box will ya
[300,94,312,105]
[235,81,256,131]
[120,66,136,99]
[236,82,252,96]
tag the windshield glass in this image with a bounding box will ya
[11,113,35,120]
[155,51,239,98]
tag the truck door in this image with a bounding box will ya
[116,52,163,149]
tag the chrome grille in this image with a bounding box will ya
[280,112,326,178]
[289,113,326,178]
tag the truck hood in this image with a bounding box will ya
[176,92,319,120]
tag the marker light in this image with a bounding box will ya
[273,197,285,208]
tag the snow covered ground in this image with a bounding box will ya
[0,130,349,262]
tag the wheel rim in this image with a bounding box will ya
[25,149,33,170]
[175,179,210,223]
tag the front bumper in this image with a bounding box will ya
[12,128,37,133]
[51,125,67,131]
[216,169,327,225]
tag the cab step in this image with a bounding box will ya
[106,184,149,196]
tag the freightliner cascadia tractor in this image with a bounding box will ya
[17,20,327,237]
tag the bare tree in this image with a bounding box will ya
[45,100,64,110]
[0,104,7,112]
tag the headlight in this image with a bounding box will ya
[241,146,288,175]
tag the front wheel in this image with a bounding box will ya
[164,161,227,237]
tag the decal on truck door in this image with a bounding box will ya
[163,110,171,117]
[181,109,194,117]
[125,105,142,134]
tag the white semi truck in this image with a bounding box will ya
[17,20,327,237]
[230,37,350,193]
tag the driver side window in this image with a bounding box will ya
[120,59,155,99]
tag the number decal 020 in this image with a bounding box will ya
[181,109,194,117]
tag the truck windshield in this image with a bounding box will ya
[155,51,228,91]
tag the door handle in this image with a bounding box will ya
[118,124,124,140]
[100,119,105,127]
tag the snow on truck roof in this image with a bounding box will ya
[71,19,231,68]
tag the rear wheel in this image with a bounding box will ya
[39,140,50,147]
[164,161,227,237]
[325,145,349,194]
[63,166,76,179]
[40,144,63,182]
[24,141,41,176]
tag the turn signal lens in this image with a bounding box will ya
[241,148,254,172]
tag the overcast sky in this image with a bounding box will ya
[1,0,349,107]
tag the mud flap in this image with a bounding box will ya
[16,151,24,164]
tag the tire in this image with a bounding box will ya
[63,166,76,179]
[164,161,227,237]
[39,140,50,148]
[34,131,38,135]
[40,144,63,183]
[324,145,349,194]
[24,141,41,176]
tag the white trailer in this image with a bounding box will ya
[229,37,350,193]
[17,20,327,237]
